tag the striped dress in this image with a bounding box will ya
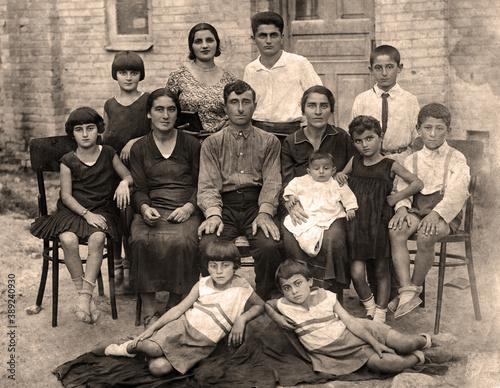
[149,275,254,374]
[277,288,391,375]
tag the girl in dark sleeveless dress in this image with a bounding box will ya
[31,107,133,324]
[335,116,423,322]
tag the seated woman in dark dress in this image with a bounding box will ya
[129,88,202,326]
[281,86,354,300]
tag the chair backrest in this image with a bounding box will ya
[412,138,484,177]
[29,136,77,173]
[29,136,77,217]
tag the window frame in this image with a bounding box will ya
[105,0,153,52]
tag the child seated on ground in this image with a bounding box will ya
[388,103,470,319]
[283,151,358,257]
[265,259,451,376]
[93,240,265,377]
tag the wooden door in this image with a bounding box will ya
[279,0,375,130]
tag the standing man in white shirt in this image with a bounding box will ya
[244,11,322,140]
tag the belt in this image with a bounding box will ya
[252,120,301,134]
[382,146,409,155]
[222,186,261,196]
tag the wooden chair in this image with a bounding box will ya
[410,138,483,334]
[29,136,118,327]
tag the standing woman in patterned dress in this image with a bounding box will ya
[166,23,237,134]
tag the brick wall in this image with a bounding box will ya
[1,0,272,164]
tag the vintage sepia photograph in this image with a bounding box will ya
[1,0,499,386]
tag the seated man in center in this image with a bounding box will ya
[198,80,283,301]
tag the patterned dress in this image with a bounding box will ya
[149,275,254,374]
[166,65,237,133]
[30,145,120,241]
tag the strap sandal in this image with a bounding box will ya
[83,277,100,323]
[394,294,422,319]
[421,346,455,364]
[75,290,93,324]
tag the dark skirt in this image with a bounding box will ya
[129,209,201,294]
[30,207,120,242]
[283,218,350,288]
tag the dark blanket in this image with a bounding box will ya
[53,316,448,387]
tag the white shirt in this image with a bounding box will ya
[243,51,322,123]
[395,141,470,224]
[352,83,419,151]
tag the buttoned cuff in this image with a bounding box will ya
[259,203,276,217]
[205,206,222,219]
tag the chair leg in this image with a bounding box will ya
[420,279,426,308]
[36,241,50,308]
[465,239,482,321]
[135,293,142,326]
[52,238,60,327]
[107,239,118,320]
[434,243,447,334]
[97,273,105,296]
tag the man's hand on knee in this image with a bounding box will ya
[417,211,442,236]
[198,215,224,239]
[252,213,280,241]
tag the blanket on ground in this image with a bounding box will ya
[53,316,448,387]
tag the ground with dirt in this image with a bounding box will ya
[0,168,499,388]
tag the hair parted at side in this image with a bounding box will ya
[417,103,451,129]
[223,80,256,104]
[370,45,401,66]
[308,150,334,167]
[111,50,145,81]
[188,23,221,60]
[348,115,382,138]
[65,107,105,138]
[251,11,284,35]
[275,259,312,288]
[301,85,335,114]
[203,240,241,269]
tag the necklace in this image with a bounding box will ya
[193,60,217,72]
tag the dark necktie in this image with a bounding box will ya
[381,92,390,134]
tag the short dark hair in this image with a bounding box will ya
[188,23,221,61]
[348,115,382,138]
[308,150,334,167]
[417,103,451,129]
[65,107,105,138]
[370,45,401,67]
[223,80,256,104]
[251,11,284,35]
[275,259,312,288]
[146,88,181,115]
[111,51,145,81]
[301,85,335,114]
[203,240,241,269]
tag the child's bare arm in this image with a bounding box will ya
[284,194,297,206]
[229,292,265,346]
[60,163,108,229]
[387,162,424,207]
[120,137,144,163]
[131,283,200,347]
[112,154,133,210]
[333,301,395,358]
[334,157,354,186]
[265,299,297,331]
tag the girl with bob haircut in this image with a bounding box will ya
[31,107,133,324]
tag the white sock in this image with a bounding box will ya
[104,340,135,357]
[373,306,387,323]
[362,294,376,317]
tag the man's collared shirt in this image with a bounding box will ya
[244,51,322,123]
[198,124,282,218]
[352,83,419,151]
[395,141,470,224]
